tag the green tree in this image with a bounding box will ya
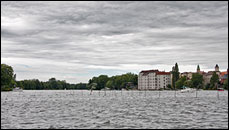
[223,77,228,90]
[88,83,97,90]
[197,65,200,72]
[1,64,14,86]
[16,81,23,89]
[191,73,203,89]
[105,80,114,89]
[166,84,172,90]
[204,83,211,90]
[184,80,192,88]
[210,72,219,90]
[172,63,180,89]
[97,75,109,89]
[75,83,87,89]
[1,64,16,91]
[88,75,109,90]
[88,72,138,90]
[48,78,58,89]
[175,76,187,89]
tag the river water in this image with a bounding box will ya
[1,90,228,129]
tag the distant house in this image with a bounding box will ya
[220,70,228,84]
[138,69,171,90]
[202,64,222,85]
[180,72,193,80]
[181,64,226,85]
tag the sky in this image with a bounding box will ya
[1,1,228,83]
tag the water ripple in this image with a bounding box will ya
[1,90,228,129]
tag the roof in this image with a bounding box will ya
[156,72,171,75]
[199,71,206,74]
[140,69,159,73]
[207,71,214,75]
[221,71,228,77]
[140,69,170,76]
[181,72,193,74]
[140,69,159,76]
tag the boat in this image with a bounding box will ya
[12,87,23,92]
[217,88,224,91]
[101,87,110,91]
[121,88,128,91]
[180,86,195,93]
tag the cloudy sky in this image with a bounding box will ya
[1,1,228,83]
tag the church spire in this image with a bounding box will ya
[197,64,200,73]
[215,64,219,72]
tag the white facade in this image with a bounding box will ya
[138,70,171,90]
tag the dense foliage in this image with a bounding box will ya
[175,76,187,89]
[210,72,219,89]
[87,72,138,90]
[88,75,109,90]
[191,73,204,89]
[1,64,16,91]
[172,63,180,89]
[16,78,87,90]
[223,77,228,90]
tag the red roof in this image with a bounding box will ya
[140,69,159,73]
[220,71,227,77]
[140,69,159,76]
[140,69,170,76]
[156,72,171,75]
[199,71,206,74]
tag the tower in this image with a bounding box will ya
[197,64,200,73]
[215,64,219,72]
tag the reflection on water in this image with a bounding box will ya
[1,90,228,129]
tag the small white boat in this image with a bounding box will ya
[12,87,23,92]
[180,87,195,93]
[101,87,110,91]
[121,88,128,91]
[217,88,224,91]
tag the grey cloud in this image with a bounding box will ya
[1,1,228,83]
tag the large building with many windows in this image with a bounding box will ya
[138,69,171,90]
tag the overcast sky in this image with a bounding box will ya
[1,1,228,83]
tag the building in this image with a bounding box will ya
[138,69,171,90]
[203,73,213,85]
[201,64,222,85]
[215,64,219,72]
[220,69,228,84]
[180,64,224,85]
[180,72,193,80]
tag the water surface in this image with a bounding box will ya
[1,90,228,129]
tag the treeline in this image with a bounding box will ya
[2,63,227,91]
[16,78,87,90]
[87,72,138,90]
[1,63,87,91]
[1,64,138,91]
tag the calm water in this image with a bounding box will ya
[1,90,228,129]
